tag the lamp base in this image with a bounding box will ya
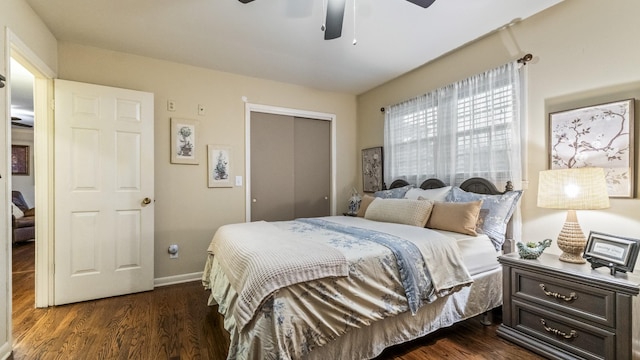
[556,210,587,264]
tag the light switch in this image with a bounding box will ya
[235,176,243,186]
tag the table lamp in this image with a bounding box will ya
[537,167,610,263]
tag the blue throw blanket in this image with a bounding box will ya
[297,218,436,314]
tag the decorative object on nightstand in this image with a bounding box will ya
[537,167,610,264]
[497,253,640,360]
[347,187,362,216]
[517,239,552,260]
[583,231,640,275]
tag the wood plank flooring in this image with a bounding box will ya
[10,241,545,360]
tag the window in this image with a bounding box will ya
[384,61,523,189]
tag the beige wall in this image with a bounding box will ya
[57,42,358,279]
[357,0,640,255]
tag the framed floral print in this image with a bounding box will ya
[208,144,233,188]
[170,118,199,164]
[549,99,635,197]
[362,146,383,193]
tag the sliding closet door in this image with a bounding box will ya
[250,112,295,221]
[294,117,330,218]
[250,112,331,221]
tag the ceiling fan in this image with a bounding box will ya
[239,0,436,40]
[11,116,33,128]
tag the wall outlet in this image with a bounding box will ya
[168,244,179,259]
[167,100,176,112]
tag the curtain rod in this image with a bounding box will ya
[517,53,533,65]
[380,53,534,113]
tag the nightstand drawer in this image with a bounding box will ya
[512,268,615,327]
[512,300,615,360]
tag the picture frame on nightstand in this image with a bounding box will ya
[583,231,640,275]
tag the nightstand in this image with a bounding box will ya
[497,252,640,360]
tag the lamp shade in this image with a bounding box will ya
[537,167,610,210]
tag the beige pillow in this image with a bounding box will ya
[426,200,482,236]
[364,198,434,227]
[357,195,376,217]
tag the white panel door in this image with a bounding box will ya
[54,80,154,305]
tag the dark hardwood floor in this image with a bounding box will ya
[11,241,545,360]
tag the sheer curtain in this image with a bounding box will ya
[384,61,525,239]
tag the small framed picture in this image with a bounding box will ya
[583,231,640,275]
[170,118,199,164]
[11,145,29,175]
[208,144,233,188]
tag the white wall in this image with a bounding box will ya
[11,128,34,206]
[57,42,358,280]
[357,0,640,255]
[0,0,57,357]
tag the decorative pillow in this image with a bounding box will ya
[12,203,24,219]
[357,195,376,217]
[446,187,523,249]
[426,201,482,236]
[365,198,434,227]
[373,185,414,199]
[404,186,452,201]
[24,208,35,217]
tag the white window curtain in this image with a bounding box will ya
[383,61,525,239]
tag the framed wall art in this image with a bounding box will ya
[170,118,199,165]
[11,145,29,175]
[583,231,640,275]
[549,98,635,197]
[362,146,383,193]
[208,144,233,188]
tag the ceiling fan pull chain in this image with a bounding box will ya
[321,0,327,31]
[352,0,357,45]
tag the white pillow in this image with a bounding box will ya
[364,198,434,227]
[404,186,452,201]
[12,203,24,219]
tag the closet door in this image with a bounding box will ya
[250,112,295,222]
[250,112,330,221]
[294,117,330,218]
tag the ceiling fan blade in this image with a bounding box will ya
[324,0,346,40]
[238,0,254,3]
[11,122,33,128]
[406,0,436,8]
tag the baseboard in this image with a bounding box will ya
[154,271,203,287]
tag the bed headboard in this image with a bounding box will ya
[389,177,516,253]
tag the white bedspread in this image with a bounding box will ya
[203,216,477,360]
[207,220,349,331]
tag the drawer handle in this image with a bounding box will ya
[540,319,578,339]
[539,284,577,302]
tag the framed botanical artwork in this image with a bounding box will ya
[362,146,383,193]
[170,118,199,164]
[208,144,233,188]
[549,99,635,197]
[11,145,29,175]
[584,231,640,275]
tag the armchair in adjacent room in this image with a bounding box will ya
[11,191,35,244]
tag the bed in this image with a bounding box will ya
[203,177,521,360]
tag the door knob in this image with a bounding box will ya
[142,197,152,205]
[252,199,257,203]
[324,196,328,200]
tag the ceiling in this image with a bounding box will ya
[13,0,563,126]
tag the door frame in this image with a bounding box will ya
[7,29,56,308]
[244,102,336,222]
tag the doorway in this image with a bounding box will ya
[9,56,37,317]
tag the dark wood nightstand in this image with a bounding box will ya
[497,252,640,360]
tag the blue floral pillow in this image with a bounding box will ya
[446,186,522,250]
[373,185,414,199]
